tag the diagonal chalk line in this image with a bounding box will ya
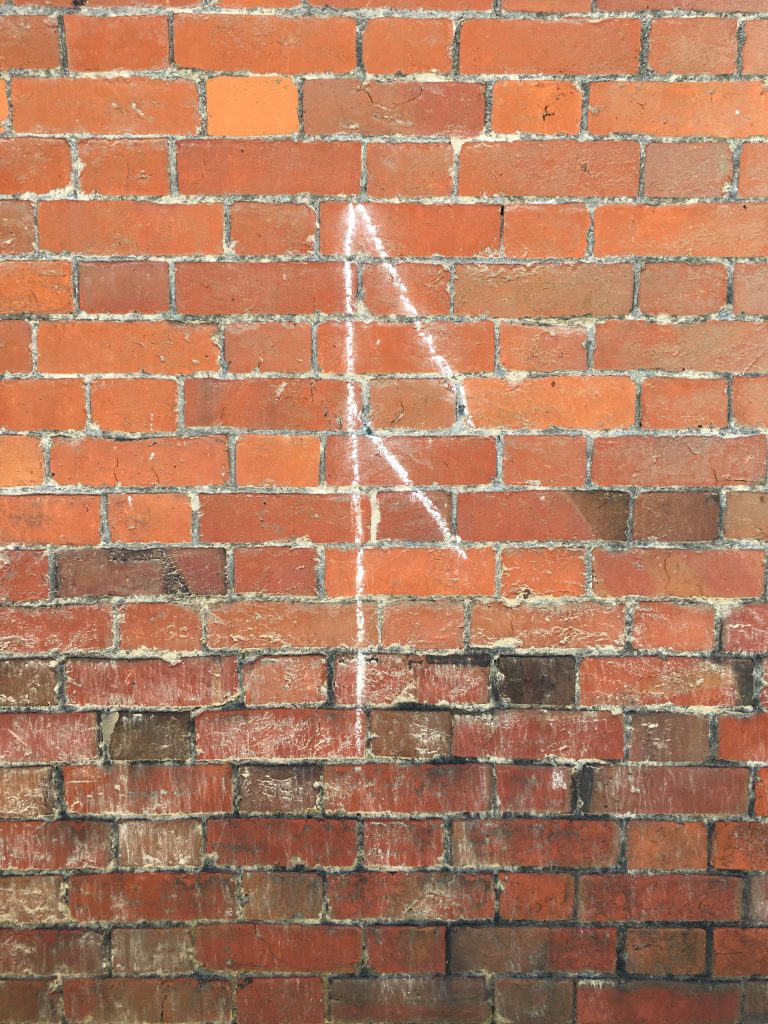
[341,202,472,717]
[354,204,476,430]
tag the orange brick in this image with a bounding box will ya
[206,77,298,137]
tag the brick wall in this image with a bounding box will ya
[1,2,768,1023]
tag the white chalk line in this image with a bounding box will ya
[341,202,473,725]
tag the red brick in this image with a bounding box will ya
[626,821,708,871]
[713,821,768,870]
[363,819,444,867]
[13,79,199,134]
[196,923,361,972]
[471,601,625,650]
[590,81,768,137]
[50,437,229,487]
[66,657,237,708]
[326,547,495,598]
[330,977,489,1023]
[364,17,453,72]
[502,436,587,485]
[741,143,768,196]
[38,320,217,374]
[644,141,732,198]
[329,871,493,921]
[499,873,574,921]
[304,80,484,136]
[494,81,582,134]
[0,929,102,977]
[743,18,768,72]
[64,979,231,1024]
[186,377,354,430]
[174,14,355,71]
[459,490,628,541]
[177,140,361,195]
[327,435,496,486]
[64,14,168,70]
[238,978,324,1024]
[577,982,739,1024]
[0,608,110,654]
[324,764,492,814]
[78,139,169,196]
[0,261,72,314]
[596,203,768,256]
[196,708,364,759]
[119,603,202,652]
[317,321,493,374]
[0,139,70,194]
[716,930,768,976]
[334,654,489,706]
[64,764,232,815]
[0,820,110,869]
[581,656,749,707]
[0,321,31,372]
[592,435,765,486]
[366,143,453,197]
[649,17,736,73]
[632,602,715,654]
[454,819,619,868]
[322,201,500,257]
[465,376,634,429]
[462,18,640,73]
[79,262,169,314]
[119,820,202,868]
[584,764,749,815]
[70,872,236,922]
[108,494,192,543]
[456,262,633,317]
[90,378,176,431]
[1,18,59,68]
[719,713,768,760]
[0,877,65,925]
[454,709,622,760]
[0,767,55,818]
[0,981,56,1022]
[460,141,639,198]
[595,319,768,373]
[366,926,445,973]
[593,549,764,599]
[40,200,222,256]
[207,818,357,868]
[0,437,43,487]
[580,874,742,923]
[206,600,376,650]
[176,261,344,314]
[382,600,465,650]
[451,925,616,974]
[641,376,728,428]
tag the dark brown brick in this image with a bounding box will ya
[629,713,711,763]
[329,977,490,1023]
[497,656,576,706]
[55,547,226,598]
[495,978,574,1024]
[238,765,321,814]
[242,872,323,921]
[0,660,57,707]
[105,711,192,761]
[634,491,719,542]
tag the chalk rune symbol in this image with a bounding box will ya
[341,203,472,716]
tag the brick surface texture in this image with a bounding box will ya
[0,0,768,1022]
